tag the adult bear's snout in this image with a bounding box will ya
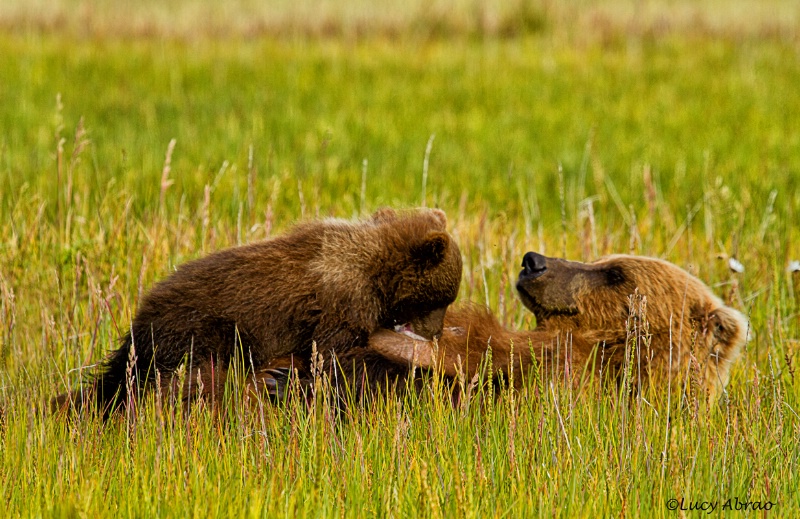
[521,251,547,278]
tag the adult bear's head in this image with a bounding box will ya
[516,252,748,394]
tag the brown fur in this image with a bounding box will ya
[53,208,462,416]
[369,253,748,400]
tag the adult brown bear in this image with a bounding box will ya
[53,208,463,416]
[369,252,748,400]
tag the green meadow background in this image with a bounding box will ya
[1,1,799,516]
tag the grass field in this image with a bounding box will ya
[1,1,799,516]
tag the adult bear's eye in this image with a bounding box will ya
[605,267,626,287]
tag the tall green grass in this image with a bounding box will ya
[1,1,799,516]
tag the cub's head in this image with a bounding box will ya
[516,252,748,395]
[371,208,462,341]
[315,208,462,342]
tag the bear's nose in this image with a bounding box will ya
[521,251,547,276]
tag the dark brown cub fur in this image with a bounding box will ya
[54,208,462,416]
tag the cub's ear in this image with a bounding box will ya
[428,208,447,229]
[708,306,749,345]
[371,208,398,223]
[410,231,450,268]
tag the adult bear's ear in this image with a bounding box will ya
[371,207,398,223]
[708,306,749,345]
[410,231,450,268]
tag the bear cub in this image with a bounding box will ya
[54,208,462,415]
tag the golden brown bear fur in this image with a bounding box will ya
[53,208,462,416]
[368,252,748,400]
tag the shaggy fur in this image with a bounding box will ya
[370,252,749,400]
[53,208,462,415]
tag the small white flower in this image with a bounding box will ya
[728,258,745,273]
[788,261,800,273]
